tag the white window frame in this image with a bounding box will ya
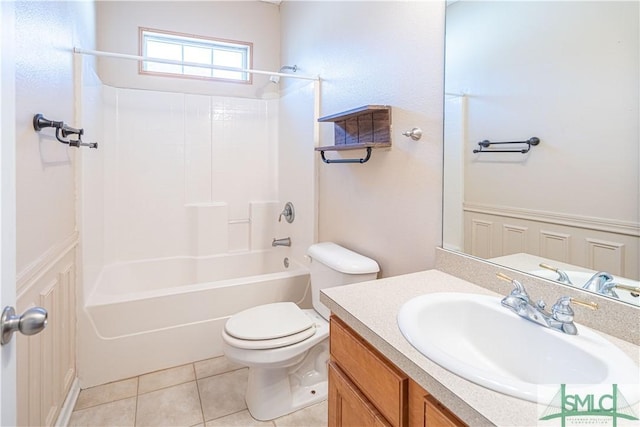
[138,27,253,84]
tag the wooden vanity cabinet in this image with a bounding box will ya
[410,381,466,427]
[328,362,391,426]
[424,395,466,427]
[329,316,466,427]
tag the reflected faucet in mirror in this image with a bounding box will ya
[582,272,640,299]
[538,263,573,285]
[582,272,614,293]
[538,263,640,299]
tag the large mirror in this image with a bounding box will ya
[443,1,640,305]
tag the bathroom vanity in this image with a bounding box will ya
[329,315,464,426]
[321,267,640,426]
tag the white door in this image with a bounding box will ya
[0,1,18,425]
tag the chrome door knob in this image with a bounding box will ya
[1,306,48,345]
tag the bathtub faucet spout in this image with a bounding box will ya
[272,237,291,247]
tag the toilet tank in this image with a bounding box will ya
[307,242,379,320]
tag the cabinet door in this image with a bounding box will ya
[330,317,407,426]
[328,362,391,427]
[424,395,466,427]
[408,380,428,427]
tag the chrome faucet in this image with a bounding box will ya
[582,271,614,293]
[497,272,598,335]
[598,280,621,298]
[272,237,291,247]
[581,272,640,298]
[602,282,640,298]
[539,263,573,285]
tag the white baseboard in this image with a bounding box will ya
[55,378,80,427]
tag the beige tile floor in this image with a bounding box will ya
[69,356,328,427]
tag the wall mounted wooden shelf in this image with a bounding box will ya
[316,105,392,164]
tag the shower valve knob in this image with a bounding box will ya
[278,202,295,223]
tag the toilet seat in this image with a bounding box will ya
[224,302,316,350]
[222,326,316,350]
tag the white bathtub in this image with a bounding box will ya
[79,251,310,388]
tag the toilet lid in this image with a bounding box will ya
[225,302,315,341]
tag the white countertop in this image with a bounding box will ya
[320,269,640,426]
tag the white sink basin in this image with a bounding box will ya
[397,292,640,402]
[529,270,640,305]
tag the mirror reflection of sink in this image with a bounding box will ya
[529,270,640,305]
[397,293,640,403]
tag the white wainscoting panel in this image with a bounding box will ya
[585,239,625,276]
[464,204,639,280]
[502,224,528,255]
[539,230,571,262]
[16,236,77,427]
[470,219,494,259]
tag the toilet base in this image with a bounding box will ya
[245,340,329,421]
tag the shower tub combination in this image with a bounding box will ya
[80,251,310,388]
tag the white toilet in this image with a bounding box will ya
[221,242,379,421]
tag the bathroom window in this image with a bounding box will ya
[139,28,252,83]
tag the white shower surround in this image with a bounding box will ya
[78,81,317,387]
[102,86,280,262]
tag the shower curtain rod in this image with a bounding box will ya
[73,47,320,81]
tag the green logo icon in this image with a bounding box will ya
[540,384,638,426]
